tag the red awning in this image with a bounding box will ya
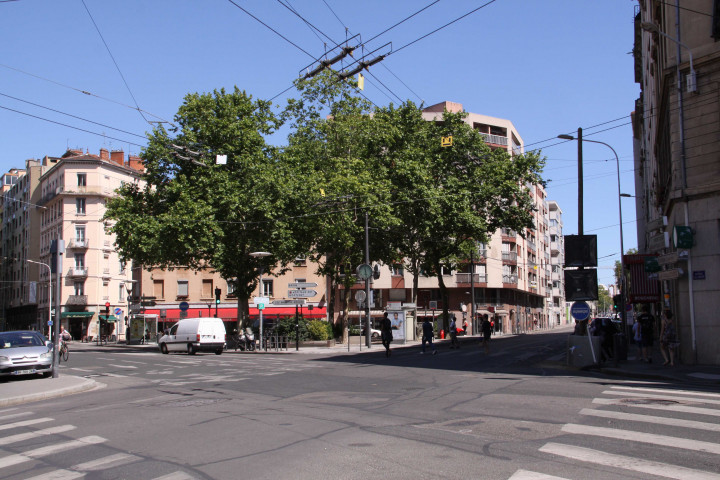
[624,254,661,303]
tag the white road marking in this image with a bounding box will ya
[73,452,142,471]
[107,364,138,369]
[593,397,720,417]
[580,408,720,432]
[68,367,95,372]
[540,442,720,479]
[562,423,720,455]
[602,390,720,405]
[25,469,85,480]
[0,417,53,431]
[509,470,570,480]
[0,425,75,446]
[152,471,198,480]
[0,435,106,469]
[0,411,32,421]
[611,385,720,399]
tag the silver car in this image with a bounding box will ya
[0,331,53,378]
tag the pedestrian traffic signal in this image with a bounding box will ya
[613,294,621,312]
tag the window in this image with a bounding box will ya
[261,279,273,297]
[77,173,86,187]
[75,225,85,241]
[74,253,85,268]
[177,280,188,297]
[74,282,84,295]
[294,255,307,266]
[153,280,164,299]
[76,198,86,215]
[227,280,236,296]
[202,279,213,298]
[119,284,125,302]
[119,260,126,274]
[391,264,404,276]
[440,265,452,276]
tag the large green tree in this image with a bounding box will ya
[105,87,301,329]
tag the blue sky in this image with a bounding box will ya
[0,0,638,287]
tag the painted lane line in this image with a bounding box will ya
[73,452,142,471]
[580,408,720,432]
[0,425,75,446]
[540,442,720,480]
[593,398,720,417]
[25,469,85,480]
[68,367,95,372]
[0,411,32,421]
[562,423,720,455]
[0,417,53,431]
[602,390,720,405]
[611,385,720,399]
[0,435,106,469]
[107,364,138,369]
[508,470,571,480]
[152,471,198,480]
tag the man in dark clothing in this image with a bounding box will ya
[637,305,655,362]
[421,319,437,355]
[481,315,492,354]
[381,312,393,357]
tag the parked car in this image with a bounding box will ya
[158,317,226,355]
[0,331,53,378]
[361,327,382,340]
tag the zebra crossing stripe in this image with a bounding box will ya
[0,425,76,446]
[611,385,720,399]
[539,442,720,480]
[508,469,570,479]
[0,435,106,469]
[0,417,54,431]
[0,411,31,421]
[23,469,85,480]
[593,398,720,417]
[151,471,198,479]
[580,408,720,432]
[602,390,720,405]
[562,423,720,455]
[73,452,142,471]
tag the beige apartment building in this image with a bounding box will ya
[632,1,720,364]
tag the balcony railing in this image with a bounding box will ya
[502,274,518,284]
[66,295,88,305]
[67,267,88,278]
[479,133,509,146]
[455,273,487,284]
[501,251,517,262]
[68,238,89,249]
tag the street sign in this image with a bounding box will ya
[288,282,317,289]
[48,320,53,326]
[570,301,591,321]
[272,299,306,305]
[288,289,316,298]
[253,296,270,305]
[258,303,265,310]
[114,307,122,316]
[354,290,366,303]
[179,301,189,311]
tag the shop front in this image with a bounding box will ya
[60,311,95,341]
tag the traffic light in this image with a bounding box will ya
[215,287,221,304]
[612,294,621,312]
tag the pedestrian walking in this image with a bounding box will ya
[481,314,492,354]
[449,316,460,349]
[381,312,393,357]
[462,318,468,334]
[660,310,678,366]
[632,317,643,359]
[637,305,655,362]
[421,318,437,355]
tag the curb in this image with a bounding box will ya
[0,377,100,408]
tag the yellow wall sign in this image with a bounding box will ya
[441,136,453,147]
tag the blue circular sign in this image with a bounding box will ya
[179,301,189,311]
[570,301,591,321]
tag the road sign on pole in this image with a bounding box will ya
[288,289,316,298]
[272,299,306,305]
[288,282,317,289]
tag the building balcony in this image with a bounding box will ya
[502,274,518,284]
[102,268,111,279]
[66,295,88,305]
[501,251,517,263]
[501,229,517,241]
[68,238,89,249]
[479,133,509,146]
[67,267,88,278]
[455,273,487,284]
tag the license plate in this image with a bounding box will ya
[11,369,37,375]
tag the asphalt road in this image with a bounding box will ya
[2,329,720,480]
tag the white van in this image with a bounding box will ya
[158,317,226,355]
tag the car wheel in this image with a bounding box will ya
[371,333,379,340]
[161,343,168,354]
[42,372,52,378]
[187,344,196,355]
[215,348,223,355]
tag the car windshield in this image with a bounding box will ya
[0,332,45,348]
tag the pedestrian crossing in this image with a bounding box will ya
[0,407,199,479]
[68,352,321,385]
[509,384,720,479]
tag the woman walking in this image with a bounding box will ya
[660,310,678,366]
[381,312,393,357]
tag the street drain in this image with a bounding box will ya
[621,398,679,405]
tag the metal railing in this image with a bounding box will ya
[480,133,509,146]
[501,251,517,262]
[455,273,487,284]
[502,274,518,284]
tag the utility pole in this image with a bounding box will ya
[365,212,371,348]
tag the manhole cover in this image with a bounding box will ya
[621,398,679,405]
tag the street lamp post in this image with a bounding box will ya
[250,251,271,351]
[558,135,627,332]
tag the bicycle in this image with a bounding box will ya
[58,340,69,362]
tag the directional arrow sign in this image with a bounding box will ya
[288,289,316,298]
[272,299,306,305]
[288,282,317,289]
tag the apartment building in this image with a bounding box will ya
[633,1,720,364]
[548,201,567,326]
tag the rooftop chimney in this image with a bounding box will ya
[110,150,124,166]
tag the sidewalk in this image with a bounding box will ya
[3,333,719,408]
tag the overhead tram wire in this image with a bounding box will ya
[81,0,150,125]
[0,64,173,125]
[0,92,146,139]
[364,0,441,46]
[0,104,144,148]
